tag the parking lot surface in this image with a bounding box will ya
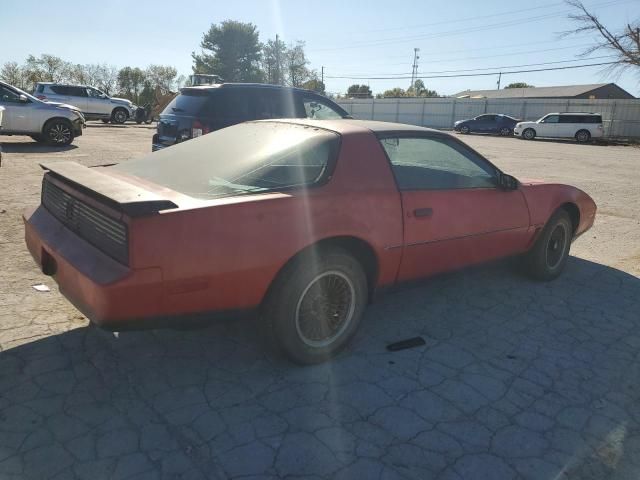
[1,125,639,479]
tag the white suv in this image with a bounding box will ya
[0,80,84,146]
[34,83,136,124]
[514,113,604,143]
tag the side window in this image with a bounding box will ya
[254,90,297,119]
[0,85,21,103]
[303,96,344,120]
[35,84,44,94]
[380,136,497,190]
[50,85,69,95]
[214,90,252,121]
[542,115,559,123]
[70,87,87,97]
[87,87,104,98]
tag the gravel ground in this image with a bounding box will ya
[0,124,639,479]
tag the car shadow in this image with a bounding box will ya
[1,256,639,478]
[0,140,78,154]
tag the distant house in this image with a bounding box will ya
[453,83,635,100]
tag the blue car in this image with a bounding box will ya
[453,114,520,136]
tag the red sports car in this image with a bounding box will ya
[24,119,596,364]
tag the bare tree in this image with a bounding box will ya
[1,61,27,88]
[565,0,639,74]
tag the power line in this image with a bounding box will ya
[308,0,630,52]
[352,1,562,35]
[325,55,617,79]
[324,61,618,80]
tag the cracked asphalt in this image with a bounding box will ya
[1,124,639,479]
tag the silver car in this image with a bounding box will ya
[0,81,85,146]
[34,82,136,124]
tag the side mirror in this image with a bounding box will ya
[497,173,519,191]
[19,94,29,103]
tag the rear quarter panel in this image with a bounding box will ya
[129,131,404,316]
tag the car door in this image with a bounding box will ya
[536,114,560,138]
[0,84,32,132]
[85,87,107,116]
[379,135,531,282]
[66,86,88,113]
[477,114,497,132]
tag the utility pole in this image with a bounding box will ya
[496,72,502,90]
[410,48,420,90]
[321,66,324,85]
[275,34,281,85]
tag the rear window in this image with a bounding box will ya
[113,122,340,199]
[163,90,210,116]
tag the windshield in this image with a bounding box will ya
[6,83,41,103]
[113,122,339,199]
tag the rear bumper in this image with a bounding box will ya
[24,205,164,329]
[152,133,173,151]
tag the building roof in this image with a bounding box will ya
[452,83,633,99]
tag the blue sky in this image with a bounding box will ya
[1,0,638,96]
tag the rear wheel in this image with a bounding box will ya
[499,126,512,136]
[575,129,591,143]
[43,120,74,146]
[522,209,572,281]
[111,108,128,124]
[522,128,536,140]
[264,248,368,364]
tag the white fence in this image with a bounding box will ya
[337,98,640,139]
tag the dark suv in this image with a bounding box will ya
[152,83,350,151]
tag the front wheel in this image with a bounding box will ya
[264,248,368,364]
[522,128,536,140]
[111,108,128,124]
[460,125,470,134]
[522,210,572,281]
[44,120,74,146]
[101,119,110,124]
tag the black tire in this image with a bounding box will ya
[43,120,74,146]
[264,248,368,365]
[522,209,573,281]
[30,134,44,143]
[101,119,111,124]
[460,125,470,134]
[499,126,512,136]
[522,128,536,140]
[575,129,591,143]
[111,108,128,124]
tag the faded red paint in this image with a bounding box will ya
[23,120,597,329]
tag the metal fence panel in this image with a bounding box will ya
[337,97,640,139]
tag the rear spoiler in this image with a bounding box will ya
[40,161,178,217]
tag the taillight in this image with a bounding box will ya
[191,120,209,138]
[36,95,47,100]
[597,124,604,130]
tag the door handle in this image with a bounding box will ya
[414,207,433,218]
